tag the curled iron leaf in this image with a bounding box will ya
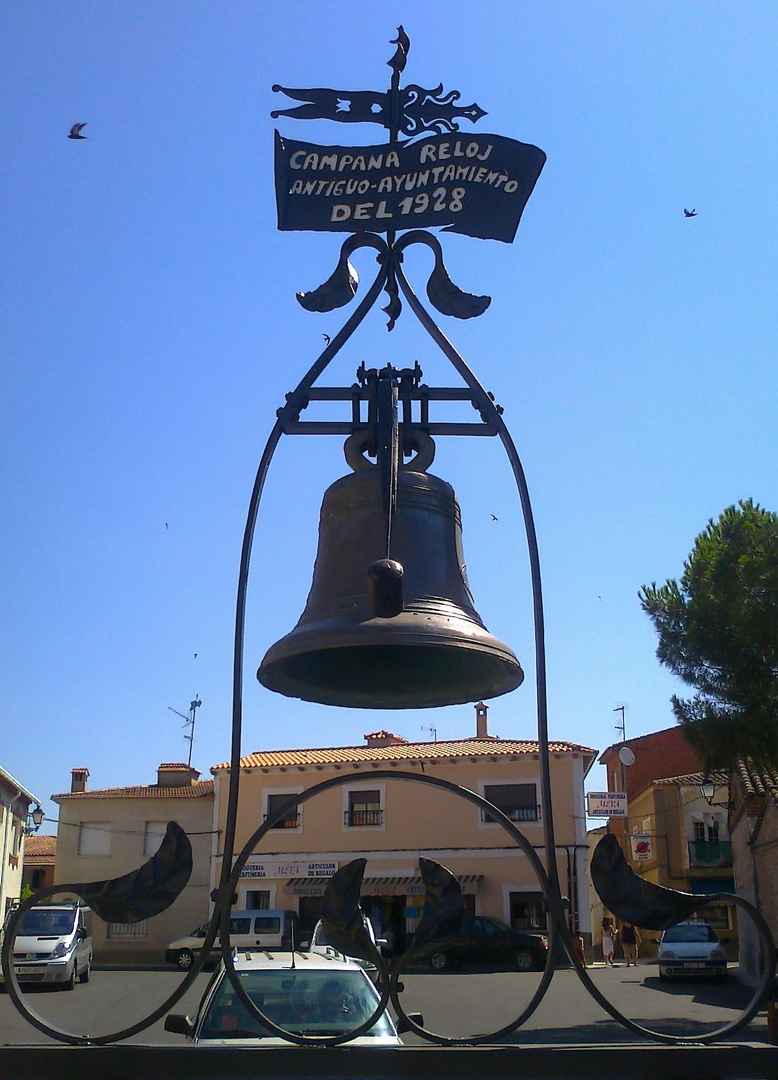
[80,822,193,924]
[297,249,358,313]
[426,254,491,319]
[381,273,402,331]
[411,857,465,947]
[387,26,410,74]
[591,832,718,931]
[320,858,382,967]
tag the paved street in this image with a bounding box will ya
[0,963,769,1046]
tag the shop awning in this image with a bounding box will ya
[284,874,482,896]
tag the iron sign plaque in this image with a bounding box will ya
[275,130,546,243]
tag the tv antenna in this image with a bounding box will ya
[421,724,437,742]
[169,696,202,768]
[613,704,626,742]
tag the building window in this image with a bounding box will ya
[264,791,301,830]
[143,821,169,856]
[480,783,540,824]
[345,789,383,827]
[78,822,110,856]
[247,890,270,910]
[107,919,148,940]
[510,891,546,931]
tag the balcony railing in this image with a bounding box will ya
[263,812,299,829]
[344,808,383,827]
[481,804,541,824]
[688,840,732,868]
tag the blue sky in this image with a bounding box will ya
[2,2,777,832]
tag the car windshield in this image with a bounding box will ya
[311,918,374,949]
[663,923,718,943]
[198,968,395,1039]
[18,909,76,936]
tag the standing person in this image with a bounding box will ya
[573,932,586,968]
[597,916,616,966]
[620,921,640,966]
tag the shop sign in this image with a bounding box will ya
[630,834,652,860]
[586,792,628,817]
[240,859,338,879]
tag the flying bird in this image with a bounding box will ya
[322,333,331,346]
[68,123,87,140]
[683,208,697,217]
[490,514,498,521]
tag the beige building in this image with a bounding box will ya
[21,834,56,894]
[609,770,736,961]
[52,764,214,963]
[728,760,778,983]
[210,704,597,953]
[1,764,40,919]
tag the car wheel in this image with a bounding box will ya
[659,970,669,981]
[177,949,195,971]
[63,964,77,991]
[515,948,535,972]
[430,951,448,971]
[79,957,91,984]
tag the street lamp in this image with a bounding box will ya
[25,804,44,835]
[700,777,717,805]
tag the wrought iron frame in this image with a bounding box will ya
[2,24,776,1067]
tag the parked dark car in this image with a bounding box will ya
[410,915,548,972]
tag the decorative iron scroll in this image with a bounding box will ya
[4,25,775,1056]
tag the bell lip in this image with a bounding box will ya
[257,616,524,709]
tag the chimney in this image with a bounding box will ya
[364,730,409,749]
[475,702,489,738]
[157,763,200,788]
[71,768,89,794]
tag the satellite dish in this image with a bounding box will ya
[618,746,635,767]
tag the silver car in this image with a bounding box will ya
[3,903,93,990]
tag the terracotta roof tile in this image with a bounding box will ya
[212,738,597,772]
[52,780,214,801]
[733,760,778,808]
[24,834,57,857]
[654,769,729,788]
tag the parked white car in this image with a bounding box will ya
[303,917,386,982]
[164,950,419,1045]
[165,909,300,970]
[656,920,728,981]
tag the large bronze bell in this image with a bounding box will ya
[257,456,524,709]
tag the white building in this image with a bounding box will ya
[1,764,40,919]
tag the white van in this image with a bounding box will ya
[165,909,300,970]
[3,903,93,990]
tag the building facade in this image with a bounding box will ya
[591,729,734,964]
[625,771,737,958]
[52,764,214,963]
[728,760,778,983]
[210,705,597,954]
[0,765,39,919]
[21,834,56,894]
